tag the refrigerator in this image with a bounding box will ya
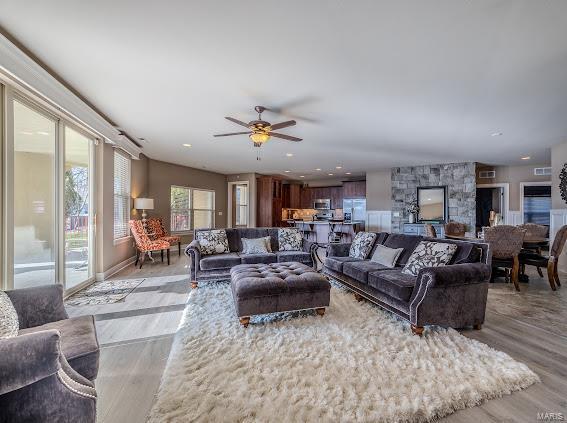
[343,199,366,222]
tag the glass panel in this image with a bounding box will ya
[13,100,56,288]
[235,185,247,226]
[64,127,92,288]
[194,210,213,229]
[170,186,191,231]
[193,190,213,209]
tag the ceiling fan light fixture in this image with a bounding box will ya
[249,132,271,144]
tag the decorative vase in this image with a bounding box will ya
[408,214,415,223]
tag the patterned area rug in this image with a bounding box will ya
[65,278,145,306]
[148,282,539,422]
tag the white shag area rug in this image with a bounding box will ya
[148,282,539,422]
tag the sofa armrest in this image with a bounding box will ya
[184,240,201,280]
[302,238,316,254]
[326,243,351,257]
[418,262,491,288]
[6,285,68,329]
[0,330,62,395]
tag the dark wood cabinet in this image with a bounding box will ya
[257,176,285,227]
[282,184,301,209]
[343,180,366,198]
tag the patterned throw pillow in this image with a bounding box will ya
[241,238,270,254]
[0,291,19,339]
[278,228,303,251]
[196,230,230,256]
[349,232,377,259]
[402,241,458,276]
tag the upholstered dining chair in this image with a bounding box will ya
[444,221,466,238]
[129,220,171,268]
[483,225,526,291]
[147,217,182,256]
[517,222,549,276]
[424,224,437,238]
[520,224,567,291]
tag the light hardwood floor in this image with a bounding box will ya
[67,252,567,422]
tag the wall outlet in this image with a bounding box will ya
[218,211,222,216]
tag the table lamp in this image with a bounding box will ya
[134,198,154,224]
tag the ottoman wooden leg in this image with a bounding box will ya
[239,316,250,327]
[411,325,424,336]
[473,324,482,330]
[191,281,198,289]
[354,292,364,302]
[315,307,325,316]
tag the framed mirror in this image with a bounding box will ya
[417,186,447,223]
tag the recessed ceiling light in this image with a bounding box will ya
[182,143,192,147]
[521,156,531,160]
[336,166,342,169]
[36,131,49,136]
[345,172,351,175]
[286,153,293,157]
[284,170,291,173]
[300,175,305,178]
[328,173,334,176]
[20,131,33,135]
[491,132,503,137]
[315,168,322,171]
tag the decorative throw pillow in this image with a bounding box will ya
[278,228,303,251]
[370,244,404,268]
[241,237,270,254]
[349,232,377,259]
[402,241,458,276]
[195,229,230,256]
[0,291,19,339]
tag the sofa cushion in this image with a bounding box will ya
[19,315,99,380]
[370,244,403,268]
[402,241,458,276]
[382,234,423,266]
[368,270,417,302]
[324,256,362,272]
[343,260,392,283]
[196,229,230,255]
[349,232,378,259]
[278,228,303,251]
[241,237,270,254]
[200,252,241,270]
[237,228,269,251]
[239,253,278,265]
[276,251,312,264]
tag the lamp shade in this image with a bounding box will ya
[134,198,154,210]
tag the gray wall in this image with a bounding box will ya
[391,162,476,233]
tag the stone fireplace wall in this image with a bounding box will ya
[391,162,476,233]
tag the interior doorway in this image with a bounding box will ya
[476,186,504,231]
[230,183,248,228]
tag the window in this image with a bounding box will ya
[235,185,248,226]
[113,150,131,239]
[170,186,215,232]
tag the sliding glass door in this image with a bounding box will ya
[6,90,95,291]
[13,99,57,288]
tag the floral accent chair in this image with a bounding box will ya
[520,224,567,291]
[147,217,182,256]
[484,225,526,291]
[129,220,171,268]
[444,221,466,238]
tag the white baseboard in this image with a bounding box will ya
[366,210,392,233]
[95,256,136,281]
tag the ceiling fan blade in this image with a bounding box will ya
[270,132,303,142]
[225,117,250,129]
[213,131,251,137]
[269,120,296,130]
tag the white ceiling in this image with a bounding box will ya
[1,0,566,180]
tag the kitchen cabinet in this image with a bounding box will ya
[257,176,284,227]
[282,184,302,209]
[343,180,366,198]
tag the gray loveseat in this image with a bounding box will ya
[0,285,99,422]
[185,227,317,287]
[322,233,492,335]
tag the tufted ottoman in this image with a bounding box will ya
[230,262,331,327]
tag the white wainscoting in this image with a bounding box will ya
[550,209,567,273]
[506,211,522,226]
[366,210,392,233]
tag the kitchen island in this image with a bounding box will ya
[287,220,365,244]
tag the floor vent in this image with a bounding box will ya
[534,167,551,176]
[478,170,496,179]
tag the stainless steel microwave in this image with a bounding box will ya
[313,199,331,210]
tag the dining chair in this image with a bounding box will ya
[424,224,437,238]
[517,223,548,276]
[519,225,567,291]
[483,225,526,291]
[444,221,466,238]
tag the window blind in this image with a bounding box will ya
[113,150,131,239]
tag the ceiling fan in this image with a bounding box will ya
[214,106,303,147]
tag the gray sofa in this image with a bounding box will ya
[185,227,317,287]
[0,285,99,422]
[322,233,492,335]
